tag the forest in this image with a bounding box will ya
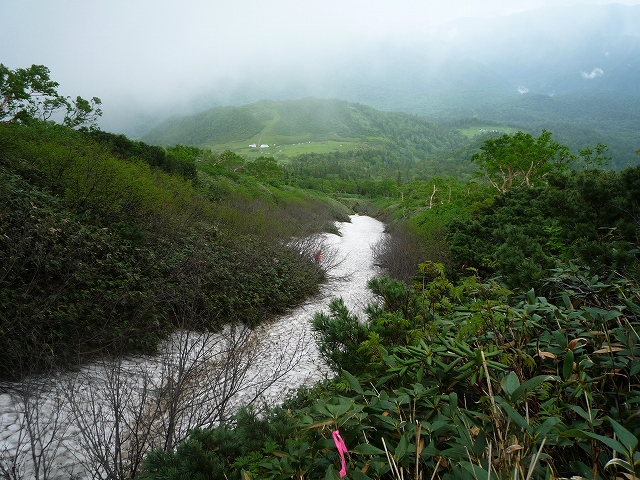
[1,64,639,479]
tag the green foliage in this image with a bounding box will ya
[0,120,342,379]
[471,130,572,193]
[141,104,263,146]
[0,63,101,128]
[87,130,198,179]
[311,298,370,374]
[136,121,640,478]
[578,143,611,170]
[286,146,475,198]
[370,177,491,282]
[141,98,475,197]
[179,262,640,479]
[140,406,296,480]
[435,91,640,169]
[156,263,640,479]
[311,265,509,378]
[1,63,65,123]
[141,98,467,157]
[447,167,640,290]
[244,156,285,181]
[0,167,163,376]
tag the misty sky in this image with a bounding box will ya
[2,0,639,130]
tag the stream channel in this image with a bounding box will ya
[0,214,386,479]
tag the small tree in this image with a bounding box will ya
[578,142,611,170]
[0,64,101,128]
[471,129,572,193]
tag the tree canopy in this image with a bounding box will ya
[0,63,102,128]
[471,129,572,193]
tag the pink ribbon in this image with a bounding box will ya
[332,430,348,478]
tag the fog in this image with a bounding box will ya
[2,0,639,135]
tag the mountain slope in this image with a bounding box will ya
[430,91,640,168]
[140,98,468,160]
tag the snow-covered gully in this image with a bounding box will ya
[0,214,386,479]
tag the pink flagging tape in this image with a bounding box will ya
[332,430,348,478]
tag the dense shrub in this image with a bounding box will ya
[0,121,337,379]
[447,168,640,290]
[87,130,198,179]
[140,407,295,480]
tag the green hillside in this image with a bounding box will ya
[141,93,640,172]
[425,91,640,169]
[140,97,468,161]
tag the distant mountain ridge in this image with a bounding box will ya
[140,97,467,160]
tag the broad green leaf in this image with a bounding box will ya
[607,417,638,452]
[326,400,352,418]
[350,470,374,480]
[309,420,334,429]
[324,465,341,480]
[562,292,573,310]
[395,434,410,461]
[430,420,456,436]
[562,429,627,456]
[440,445,468,462]
[511,375,558,403]
[496,398,532,433]
[622,298,640,314]
[412,383,425,395]
[375,375,395,388]
[583,306,620,321]
[604,457,633,472]
[298,414,314,426]
[534,417,561,438]
[314,401,332,417]
[460,461,497,480]
[563,350,574,381]
[501,371,520,398]
[473,429,488,457]
[603,309,622,321]
[351,443,386,455]
[567,404,590,421]
[552,330,567,349]
[342,370,364,394]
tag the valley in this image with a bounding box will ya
[1,2,640,478]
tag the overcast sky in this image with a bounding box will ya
[2,0,639,129]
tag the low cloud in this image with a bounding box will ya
[581,67,604,79]
[517,85,529,94]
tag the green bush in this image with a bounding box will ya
[0,121,339,379]
[447,168,640,290]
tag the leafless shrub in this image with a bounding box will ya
[372,221,451,283]
[59,303,312,479]
[288,233,345,278]
[0,303,313,480]
[0,373,69,480]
